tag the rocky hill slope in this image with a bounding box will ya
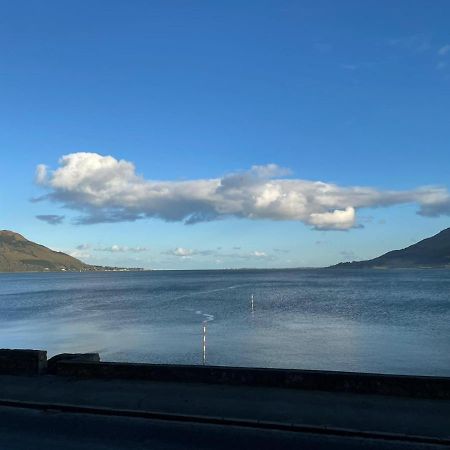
[330,228,450,269]
[0,230,89,272]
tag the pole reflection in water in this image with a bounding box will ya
[251,293,254,313]
[202,323,207,365]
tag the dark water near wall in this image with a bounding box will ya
[0,269,449,376]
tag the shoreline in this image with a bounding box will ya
[1,266,450,274]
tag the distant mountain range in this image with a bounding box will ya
[2,228,449,272]
[330,228,450,269]
[0,230,143,272]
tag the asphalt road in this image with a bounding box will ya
[0,406,447,450]
[1,375,449,439]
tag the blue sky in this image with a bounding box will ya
[1,0,449,269]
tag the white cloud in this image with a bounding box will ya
[170,247,195,257]
[35,164,48,185]
[95,244,149,253]
[68,249,91,259]
[165,247,270,260]
[438,44,450,56]
[35,152,450,231]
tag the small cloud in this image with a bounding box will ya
[170,247,195,257]
[251,251,267,258]
[161,247,274,262]
[36,214,65,225]
[233,246,241,250]
[163,247,218,259]
[438,44,450,56]
[35,164,48,185]
[76,243,91,250]
[273,248,289,253]
[309,207,356,230]
[315,240,327,245]
[436,61,447,70]
[95,245,149,253]
[68,249,91,259]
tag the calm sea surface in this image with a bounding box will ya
[0,269,449,376]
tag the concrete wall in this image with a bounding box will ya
[47,353,100,374]
[1,348,448,399]
[0,350,99,375]
[0,349,47,375]
[55,361,450,399]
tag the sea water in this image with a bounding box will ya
[0,269,449,376]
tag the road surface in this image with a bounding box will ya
[0,405,446,450]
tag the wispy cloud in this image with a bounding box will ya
[251,251,267,258]
[95,245,149,253]
[386,36,450,73]
[35,153,450,231]
[438,44,450,56]
[387,35,431,52]
[167,247,196,258]
[68,249,91,259]
[36,214,65,225]
[165,247,271,260]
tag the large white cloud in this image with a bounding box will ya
[35,152,450,230]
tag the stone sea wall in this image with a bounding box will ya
[1,349,449,399]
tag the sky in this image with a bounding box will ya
[1,0,449,269]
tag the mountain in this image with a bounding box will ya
[0,230,145,272]
[330,228,450,269]
[0,230,90,272]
